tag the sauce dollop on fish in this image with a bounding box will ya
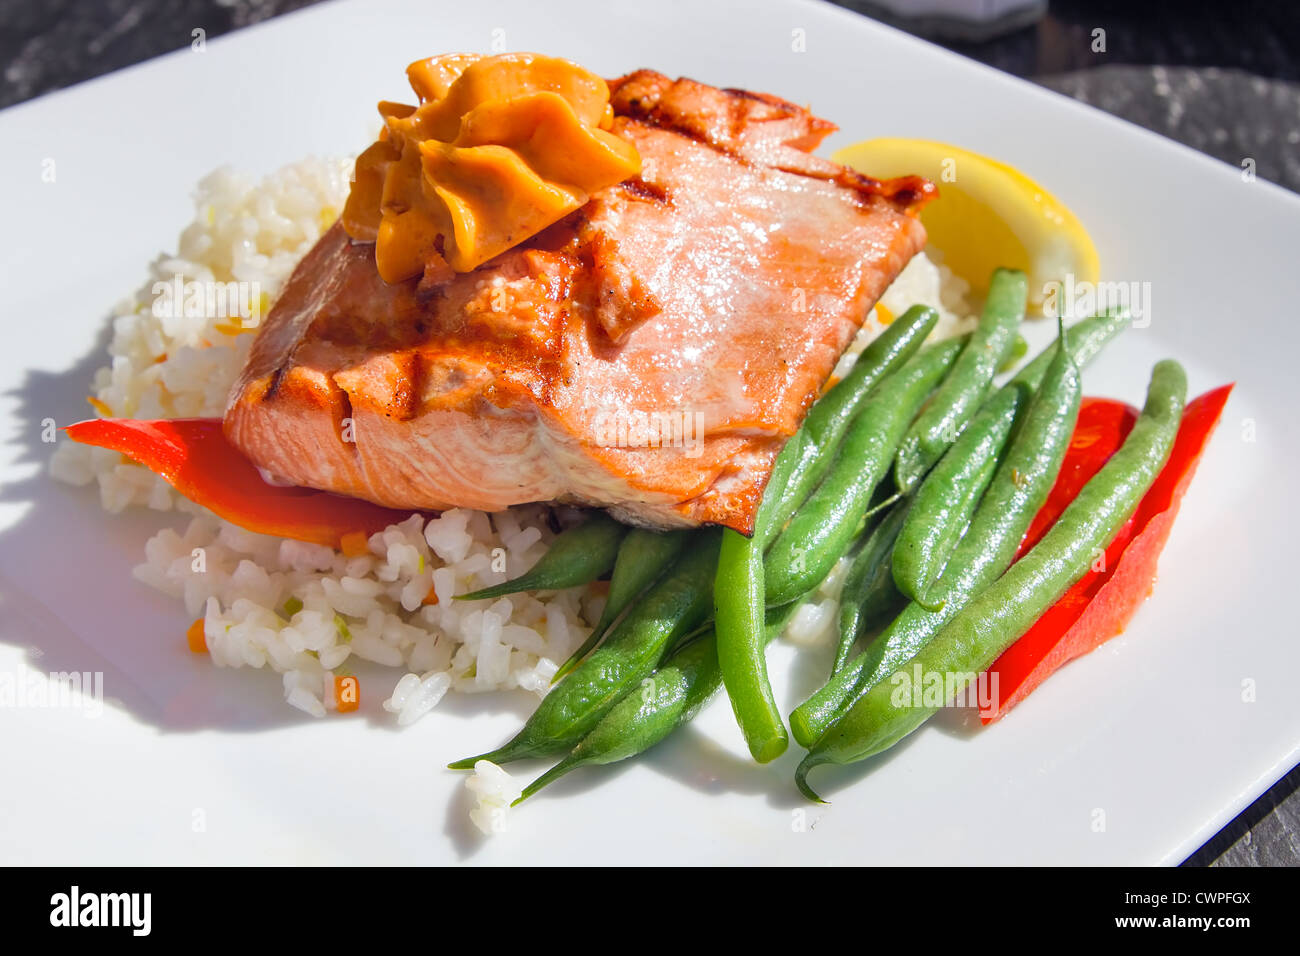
[342,53,642,283]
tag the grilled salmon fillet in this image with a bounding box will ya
[224,71,934,533]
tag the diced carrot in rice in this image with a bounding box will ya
[186,618,207,653]
[339,530,370,557]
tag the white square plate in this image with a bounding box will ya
[2,0,1297,864]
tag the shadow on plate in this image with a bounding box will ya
[0,319,303,732]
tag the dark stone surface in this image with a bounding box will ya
[1184,763,1300,867]
[1,0,1295,866]
[0,0,319,108]
[860,0,1300,82]
[1037,65,1300,192]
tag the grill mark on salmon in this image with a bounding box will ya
[224,71,933,533]
[618,177,673,205]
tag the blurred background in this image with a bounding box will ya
[2,0,1297,864]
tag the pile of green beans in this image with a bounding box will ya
[888,311,1131,608]
[823,309,1130,684]
[789,322,1082,749]
[796,360,1187,800]
[893,309,1135,607]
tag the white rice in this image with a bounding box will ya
[465,760,524,835]
[50,158,973,742]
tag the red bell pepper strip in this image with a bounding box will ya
[982,384,1233,723]
[64,417,418,550]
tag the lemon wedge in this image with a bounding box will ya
[834,138,1099,312]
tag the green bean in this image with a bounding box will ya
[796,361,1187,797]
[833,500,910,675]
[891,309,1133,608]
[457,513,627,601]
[760,305,939,548]
[448,530,721,769]
[764,337,964,607]
[894,268,1028,492]
[789,323,1081,748]
[553,529,689,683]
[515,604,800,803]
[715,527,786,762]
